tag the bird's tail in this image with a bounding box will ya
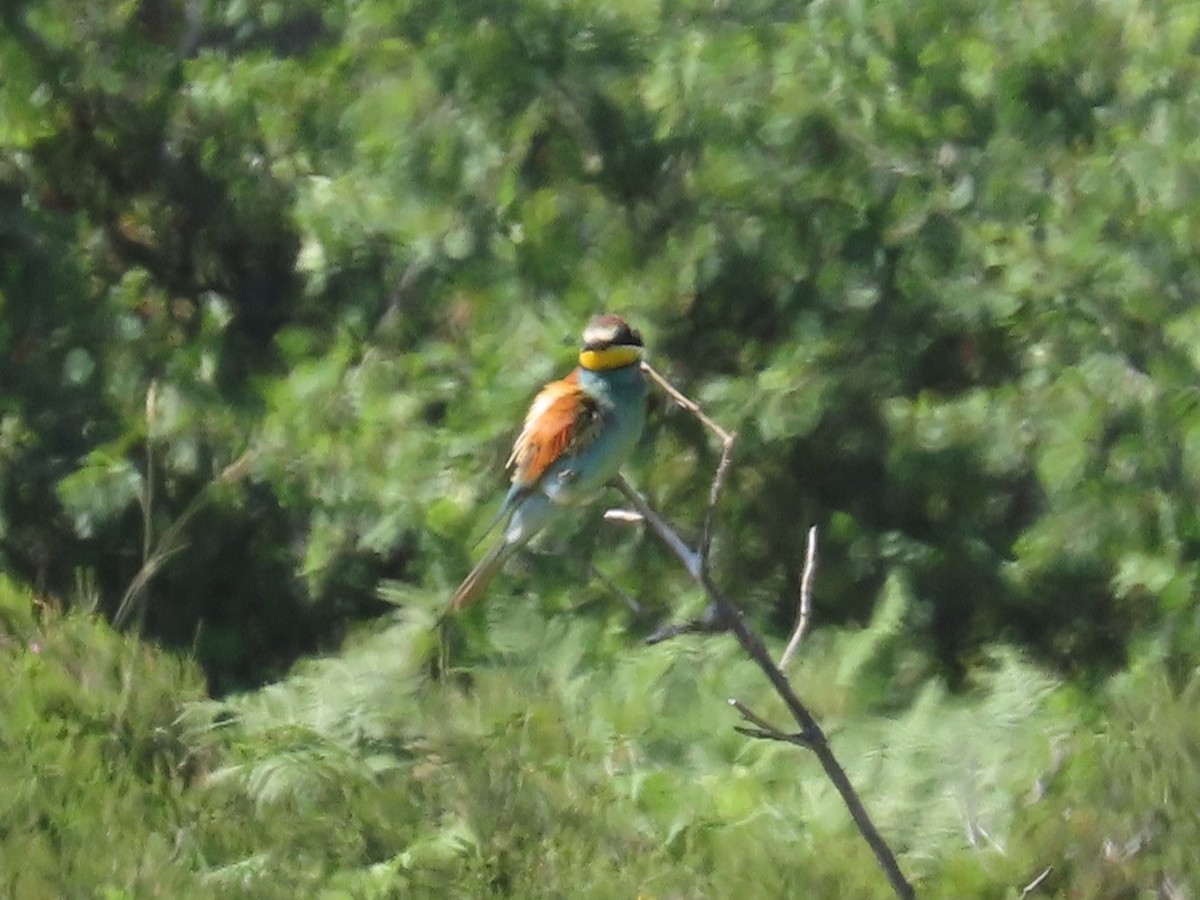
[448,538,512,613]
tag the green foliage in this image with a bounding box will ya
[0,576,209,897]
[5,0,1200,894]
[1010,664,1200,896]
[0,555,1192,897]
[176,585,1066,897]
[3,0,1200,688]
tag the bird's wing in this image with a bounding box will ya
[507,370,600,488]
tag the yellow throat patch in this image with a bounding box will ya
[578,346,642,371]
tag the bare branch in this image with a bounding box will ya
[733,724,818,748]
[142,380,158,566]
[728,697,776,732]
[1020,866,1053,898]
[622,370,915,900]
[624,480,913,899]
[640,361,733,444]
[612,475,701,580]
[645,602,729,645]
[730,696,819,746]
[779,525,818,671]
[699,435,737,575]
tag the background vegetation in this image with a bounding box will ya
[3,0,1200,894]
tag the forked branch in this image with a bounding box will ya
[615,362,914,900]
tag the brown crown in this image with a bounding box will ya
[581,314,643,351]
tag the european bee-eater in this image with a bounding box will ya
[449,314,648,612]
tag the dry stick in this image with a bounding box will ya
[732,525,818,744]
[640,361,733,445]
[142,381,158,566]
[779,525,818,672]
[614,476,914,900]
[1019,866,1052,898]
[727,698,814,747]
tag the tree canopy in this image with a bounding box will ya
[3,0,1200,894]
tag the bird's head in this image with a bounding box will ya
[578,314,644,371]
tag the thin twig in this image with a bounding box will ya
[142,381,158,566]
[611,476,701,580]
[779,525,818,671]
[645,602,728,644]
[699,436,737,576]
[1019,866,1052,898]
[640,361,733,444]
[733,725,817,748]
[603,508,644,523]
[728,698,787,737]
[589,564,645,616]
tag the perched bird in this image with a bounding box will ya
[449,314,648,612]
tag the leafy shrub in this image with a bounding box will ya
[0,577,208,896]
[181,582,1068,897]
